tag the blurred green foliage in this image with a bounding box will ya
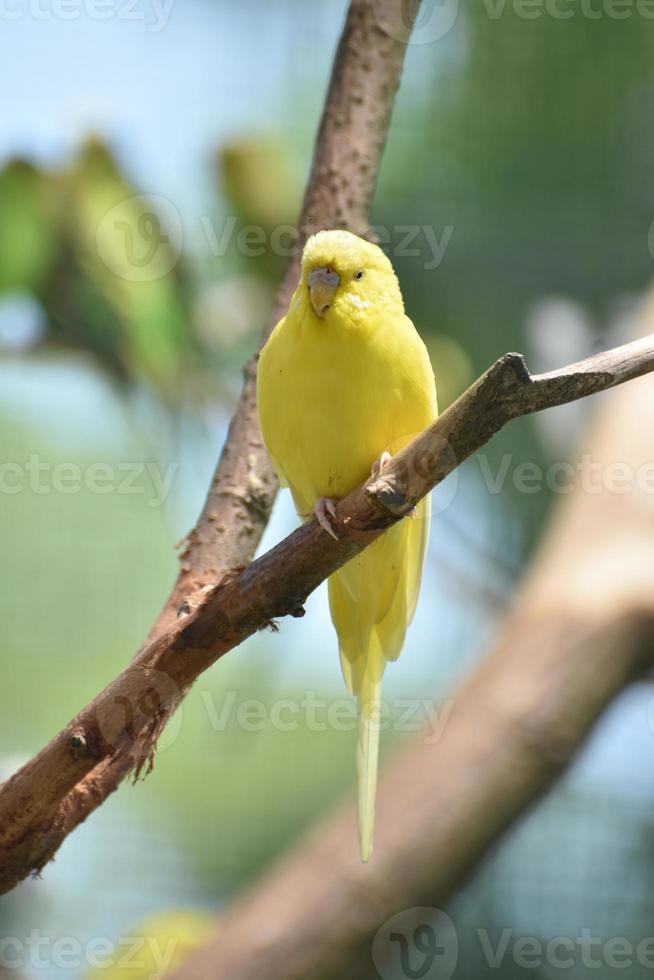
[0,160,60,295]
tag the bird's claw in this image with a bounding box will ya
[315,497,339,540]
[370,451,393,479]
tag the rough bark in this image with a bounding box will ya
[1,331,653,894]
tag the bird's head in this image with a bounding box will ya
[299,229,403,324]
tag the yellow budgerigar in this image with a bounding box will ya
[257,229,437,860]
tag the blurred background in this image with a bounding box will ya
[2,1,654,977]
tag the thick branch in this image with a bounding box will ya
[170,330,654,980]
[1,332,653,894]
[24,0,421,875]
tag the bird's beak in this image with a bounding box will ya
[308,266,340,317]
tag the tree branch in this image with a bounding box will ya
[367,335,654,517]
[1,330,654,894]
[0,0,420,889]
[170,321,654,980]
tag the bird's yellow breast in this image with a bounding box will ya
[257,303,436,516]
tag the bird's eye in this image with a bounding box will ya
[354,270,365,281]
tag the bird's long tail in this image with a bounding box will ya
[357,667,382,862]
[328,494,431,862]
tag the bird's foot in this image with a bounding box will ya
[370,451,392,479]
[370,451,416,517]
[314,497,339,540]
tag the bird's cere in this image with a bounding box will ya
[308,266,340,317]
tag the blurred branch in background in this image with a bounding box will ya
[170,303,654,980]
[0,0,424,892]
[1,316,654,894]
